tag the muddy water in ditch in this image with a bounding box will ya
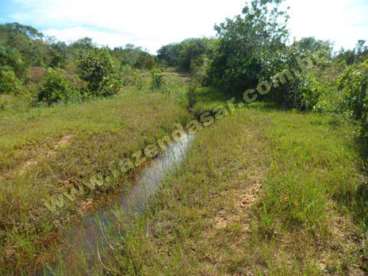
[50,134,193,271]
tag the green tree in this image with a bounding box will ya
[77,49,114,92]
[113,44,155,70]
[0,45,26,78]
[207,0,289,97]
[0,67,22,94]
[49,41,68,68]
[338,59,368,120]
[77,49,120,97]
[157,38,216,73]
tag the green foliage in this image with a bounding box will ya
[98,74,122,96]
[294,37,332,59]
[157,38,216,73]
[38,69,79,105]
[0,83,190,273]
[297,73,323,110]
[264,41,337,111]
[0,67,22,94]
[150,70,164,90]
[337,59,368,149]
[157,43,181,67]
[0,45,26,78]
[275,67,324,111]
[0,23,51,67]
[0,23,156,106]
[70,37,94,51]
[190,55,210,87]
[338,60,368,120]
[336,40,368,66]
[113,44,156,70]
[77,49,120,97]
[49,42,68,68]
[207,0,289,97]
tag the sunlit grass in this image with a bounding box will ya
[0,74,191,274]
[97,104,366,275]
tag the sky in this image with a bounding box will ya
[0,0,367,53]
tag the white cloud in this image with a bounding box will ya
[44,27,154,50]
[286,0,368,50]
[12,0,246,52]
[9,0,368,52]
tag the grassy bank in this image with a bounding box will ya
[0,74,191,273]
[93,103,367,275]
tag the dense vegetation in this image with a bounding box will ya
[157,0,368,149]
[0,23,159,109]
[1,0,368,274]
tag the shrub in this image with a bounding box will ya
[0,46,26,78]
[298,73,323,110]
[266,52,320,110]
[0,67,22,94]
[98,74,122,96]
[337,59,368,154]
[207,0,289,97]
[77,49,118,96]
[38,69,80,105]
[338,60,368,120]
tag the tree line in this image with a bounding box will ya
[0,23,157,105]
[156,0,368,147]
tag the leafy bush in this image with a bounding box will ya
[312,84,341,113]
[263,50,319,110]
[77,49,121,97]
[207,0,289,97]
[38,69,79,105]
[0,45,26,78]
[98,74,122,96]
[266,43,337,111]
[298,73,323,110]
[287,71,324,111]
[337,59,368,152]
[338,60,368,120]
[190,56,210,87]
[0,67,22,94]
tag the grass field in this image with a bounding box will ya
[0,74,192,273]
[1,79,367,274]
[85,101,367,275]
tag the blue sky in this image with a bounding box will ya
[0,0,367,53]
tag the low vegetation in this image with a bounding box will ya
[0,73,190,273]
[0,0,368,274]
[55,102,366,274]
